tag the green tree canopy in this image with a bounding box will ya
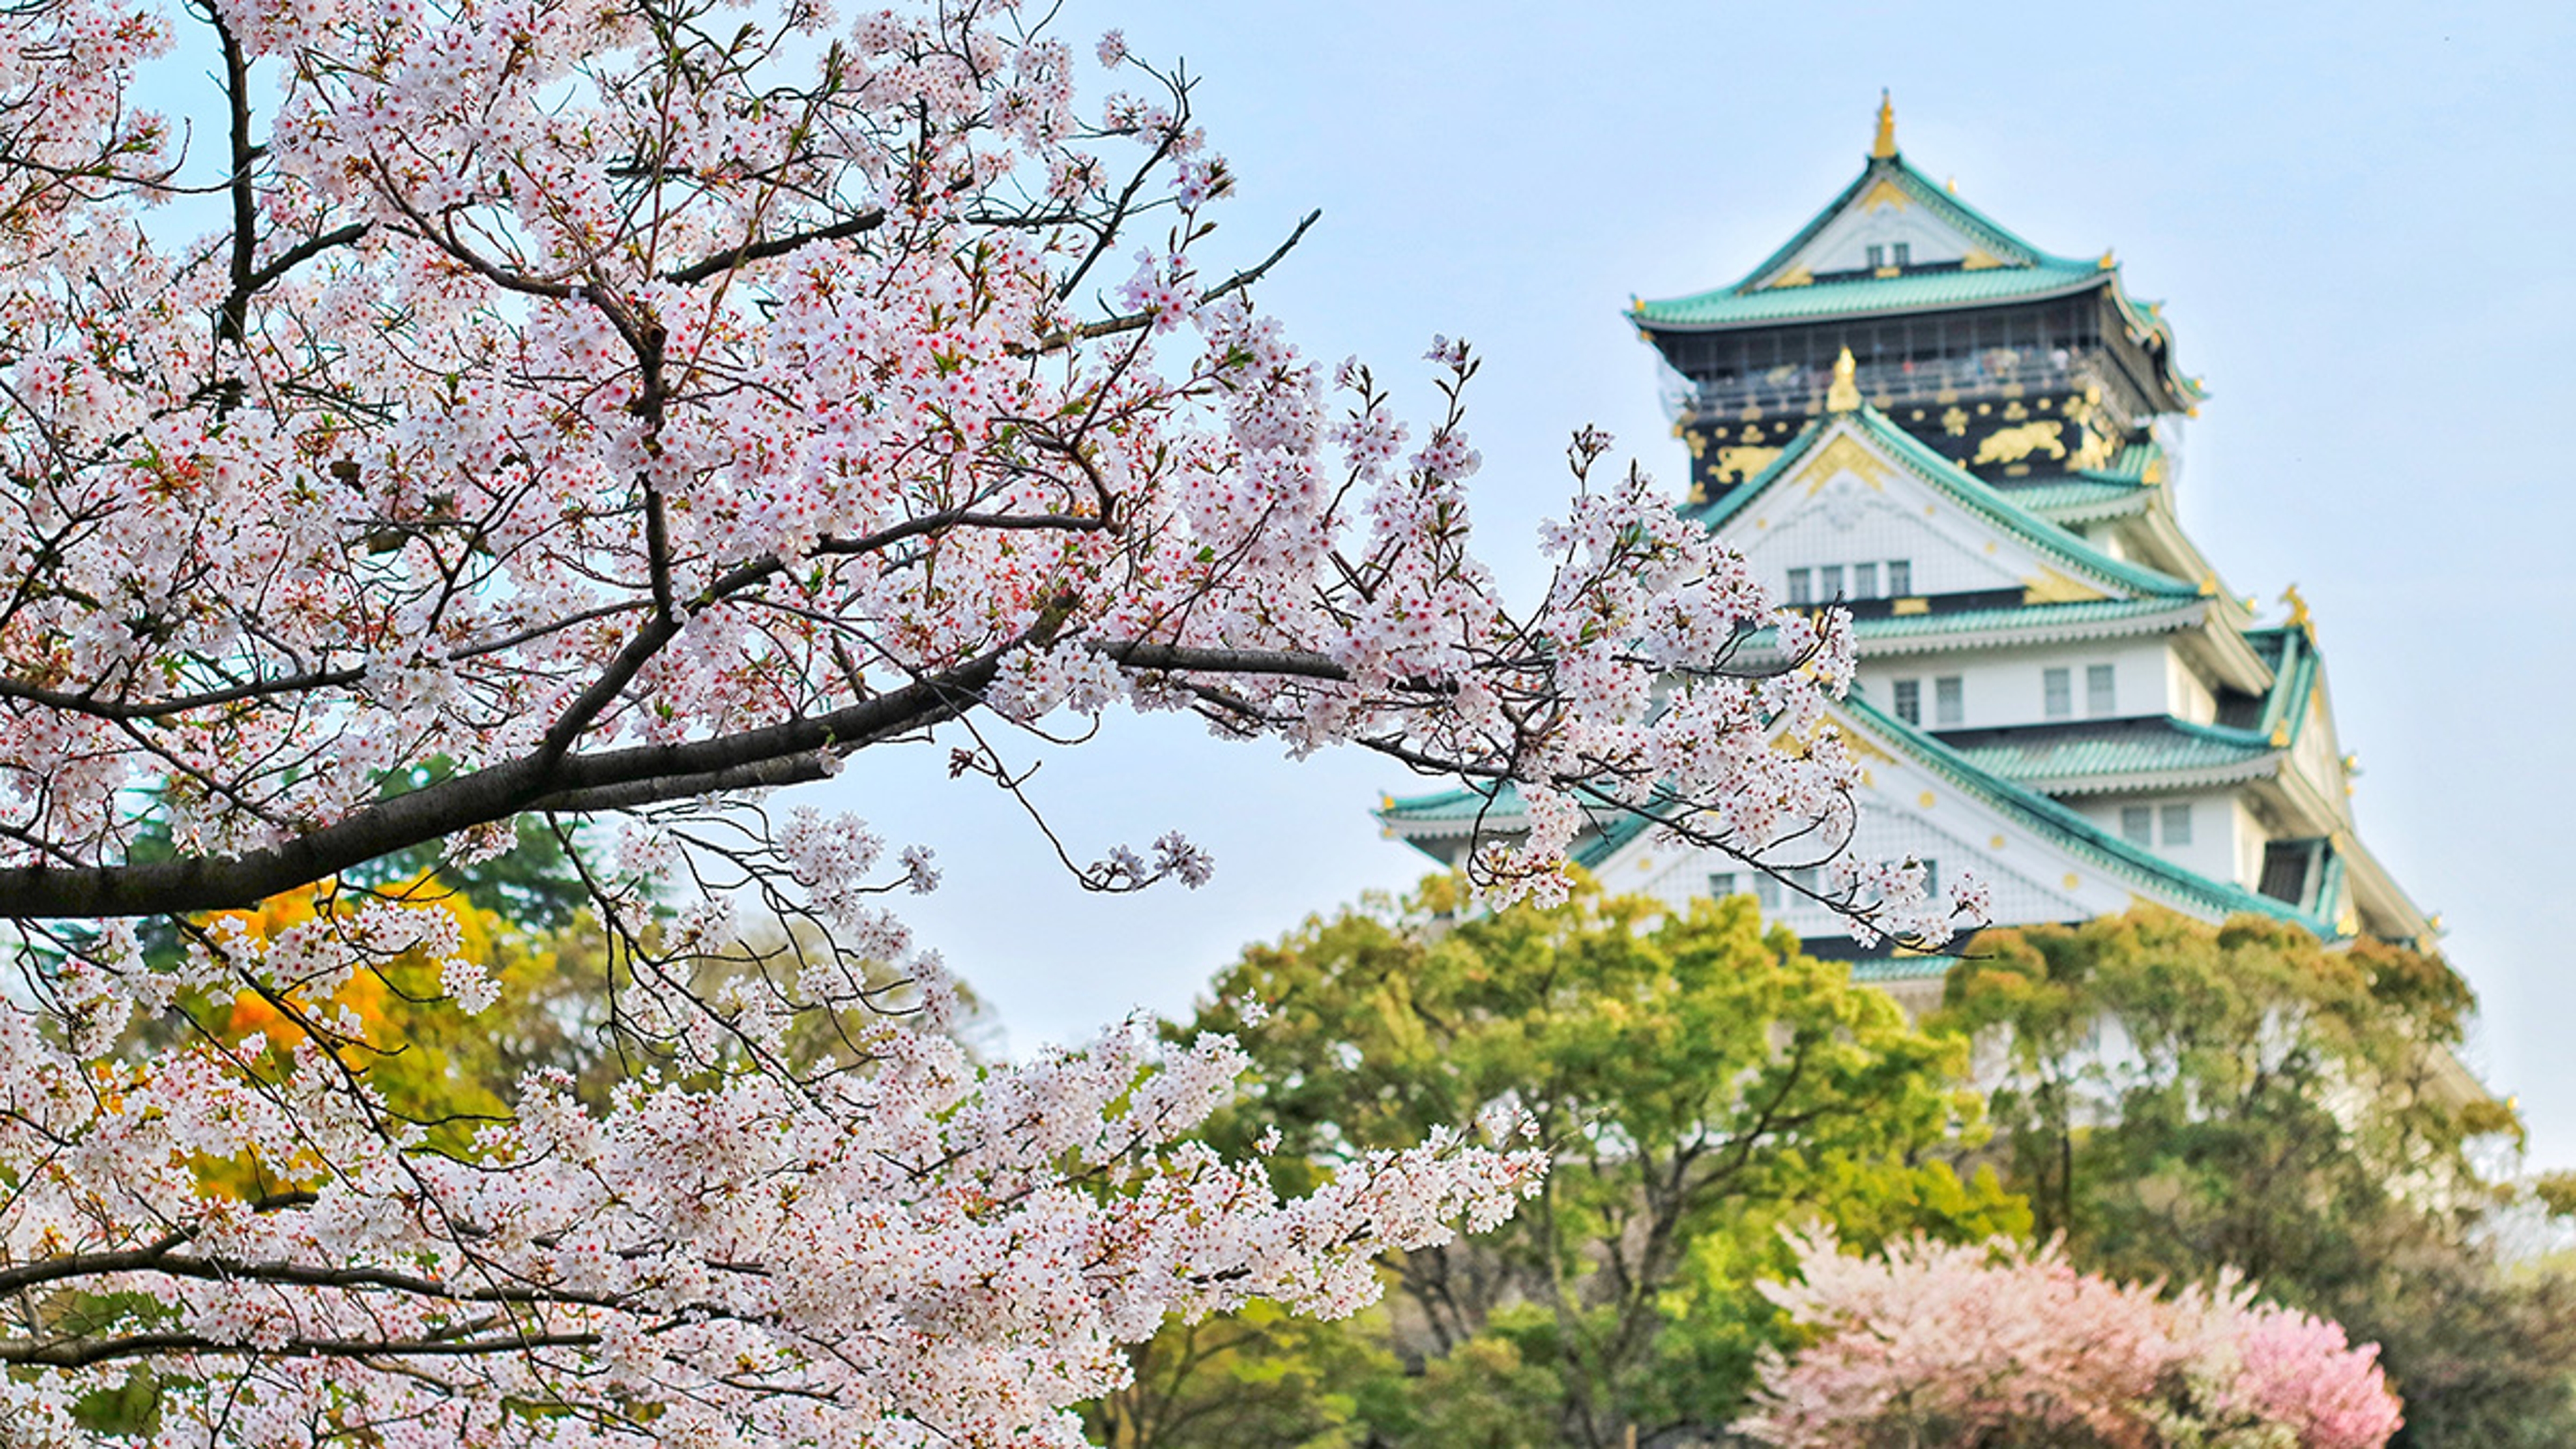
[1105,875,2021,1448]
[1938,908,2576,1446]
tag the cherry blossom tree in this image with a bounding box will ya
[0,0,1974,1440]
[1738,1230,2404,1449]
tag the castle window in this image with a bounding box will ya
[1708,872,1738,900]
[1890,242,1912,266]
[2259,843,2312,904]
[1819,564,1845,600]
[1919,857,1939,897]
[2121,806,2153,846]
[1887,559,1913,594]
[1892,678,1922,725]
[2086,663,2116,716]
[2161,804,2193,846]
[1752,874,1782,912]
[1786,568,1813,605]
[1866,244,1885,269]
[2044,667,2073,718]
[1854,562,1879,598]
[1935,676,1965,727]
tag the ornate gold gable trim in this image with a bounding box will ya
[1796,432,1894,494]
[1860,177,1911,213]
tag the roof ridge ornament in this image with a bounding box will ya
[2281,583,2315,637]
[1872,90,1897,159]
[1826,347,1862,413]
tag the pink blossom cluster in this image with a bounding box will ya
[1738,1230,2404,1449]
[0,941,1544,1445]
[0,0,1970,1436]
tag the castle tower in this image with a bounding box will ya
[1637,93,2202,505]
[1379,101,2442,1018]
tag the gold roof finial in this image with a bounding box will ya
[2280,583,2313,633]
[1826,347,1862,413]
[1871,90,1897,159]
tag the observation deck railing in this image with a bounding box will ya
[1674,350,2137,432]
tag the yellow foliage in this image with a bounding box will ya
[216,875,504,1058]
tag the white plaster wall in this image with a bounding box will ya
[2166,648,2217,725]
[2068,787,2247,888]
[1792,195,1976,275]
[2287,683,2348,822]
[1735,482,2029,601]
[1717,431,2087,603]
[1856,636,2183,731]
[2085,523,2131,562]
[2233,796,2268,891]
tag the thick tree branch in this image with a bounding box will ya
[0,627,1475,918]
[211,7,257,350]
[1091,639,1348,681]
[662,209,888,285]
[0,644,1015,918]
[241,221,370,295]
[1,1328,602,1370]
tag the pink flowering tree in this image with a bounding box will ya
[0,0,1978,1440]
[1737,1230,2404,1449]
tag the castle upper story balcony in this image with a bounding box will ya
[1668,347,2143,436]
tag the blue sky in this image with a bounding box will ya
[813,1,2576,1165]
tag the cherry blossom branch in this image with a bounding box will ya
[1031,206,1320,354]
[0,0,1941,1434]
[661,208,888,285]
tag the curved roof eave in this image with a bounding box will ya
[1852,600,2208,657]
[2008,758,2283,796]
[1633,268,2106,334]
[1629,148,2205,406]
[1836,694,2340,936]
[1385,699,2342,942]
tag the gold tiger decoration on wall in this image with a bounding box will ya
[1973,419,2066,465]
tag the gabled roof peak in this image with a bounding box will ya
[1688,402,2200,603]
[1633,138,2097,330]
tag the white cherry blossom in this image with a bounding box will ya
[0,0,1968,1440]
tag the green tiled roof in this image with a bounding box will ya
[1849,955,1961,983]
[1377,781,1652,873]
[2089,441,2165,484]
[1631,151,2204,403]
[1943,718,2277,789]
[2245,626,2321,747]
[1857,596,2192,643]
[1998,440,2167,521]
[1634,260,2103,329]
[1379,782,1516,824]
[2000,478,2153,521]
[1723,599,2204,668]
[1840,693,2337,936]
[1375,692,2337,940]
[1690,407,2200,601]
